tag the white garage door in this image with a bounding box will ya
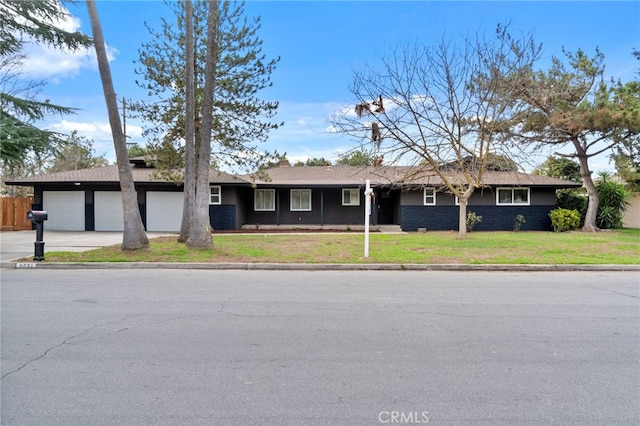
[94,191,125,231]
[42,191,85,231]
[146,192,183,232]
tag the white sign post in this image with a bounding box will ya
[364,179,372,258]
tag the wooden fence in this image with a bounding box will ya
[1,197,34,231]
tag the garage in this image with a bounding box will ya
[146,191,183,232]
[94,191,126,231]
[42,191,85,231]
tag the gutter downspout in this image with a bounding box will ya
[320,189,324,226]
[276,189,280,225]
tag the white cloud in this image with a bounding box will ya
[46,119,144,162]
[11,4,118,80]
[51,119,112,137]
[50,119,142,139]
[19,43,117,80]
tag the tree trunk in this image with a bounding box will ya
[86,0,148,250]
[178,0,196,243]
[457,187,476,240]
[574,140,600,232]
[186,0,218,249]
[457,197,468,240]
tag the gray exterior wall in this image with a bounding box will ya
[242,187,366,227]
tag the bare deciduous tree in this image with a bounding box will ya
[333,27,540,239]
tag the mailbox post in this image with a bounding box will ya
[26,210,48,261]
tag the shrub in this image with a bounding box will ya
[513,214,526,232]
[549,208,581,232]
[466,211,483,232]
[556,189,587,226]
[595,172,630,229]
[597,205,625,230]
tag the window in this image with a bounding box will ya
[497,187,530,205]
[254,189,275,211]
[290,189,311,211]
[210,186,221,205]
[423,187,436,205]
[342,188,360,206]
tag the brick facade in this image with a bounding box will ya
[400,205,555,231]
[209,205,237,231]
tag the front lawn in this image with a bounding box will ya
[40,229,640,264]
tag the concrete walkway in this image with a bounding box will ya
[1,230,638,271]
[0,230,175,263]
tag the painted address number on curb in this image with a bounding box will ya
[16,263,37,269]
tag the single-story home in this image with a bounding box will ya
[5,158,247,232]
[6,158,581,232]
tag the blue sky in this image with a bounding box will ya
[20,1,640,171]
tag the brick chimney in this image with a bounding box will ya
[278,159,290,167]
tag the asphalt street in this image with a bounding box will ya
[1,269,638,425]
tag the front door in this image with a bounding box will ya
[376,188,396,225]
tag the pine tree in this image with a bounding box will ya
[132,0,281,246]
[508,49,640,231]
[0,0,92,166]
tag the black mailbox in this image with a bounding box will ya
[27,210,48,222]
[26,210,47,261]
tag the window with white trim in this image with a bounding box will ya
[423,187,436,205]
[254,189,275,211]
[497,187,530,205]
[290,189,312,211]
[342,188,360,206]
[210,185,221,205]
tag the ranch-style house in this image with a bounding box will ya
[6,158,581,232]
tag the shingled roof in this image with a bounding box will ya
[5,163,246,185]
[246,165,581,188]
[6,162,580,188]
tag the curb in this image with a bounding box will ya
[3,261,640,272]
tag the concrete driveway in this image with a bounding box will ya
[0,231,176,262]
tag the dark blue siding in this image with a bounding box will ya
[209,205,236,230]
[138,203,146,230]
[85,204,94,231]
[401,205,555,231]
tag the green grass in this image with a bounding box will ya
[38,229,640,265]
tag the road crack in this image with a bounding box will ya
[0,315,141,379]
[218,301,299,318]
[583,284,639,299]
